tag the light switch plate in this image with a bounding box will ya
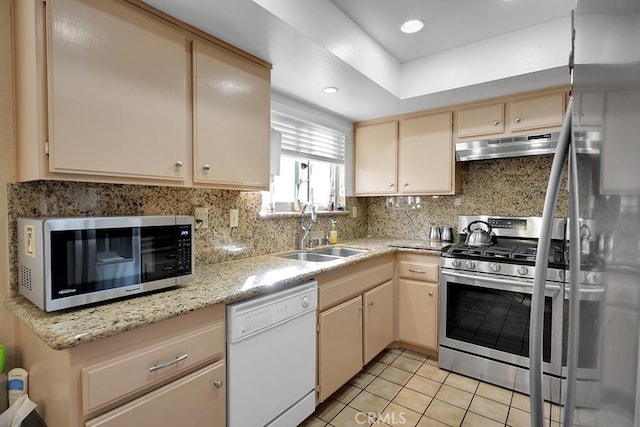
[352,206,358,218]
[230,209,239,228]
[194,206,208,229]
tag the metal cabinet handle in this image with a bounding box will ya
[357,306,364,311]
[149,354,189,372]
[175,160,183,168]
[388,183,394,188]
[403,183,409,187]
[492,120,499,126]
[409,269,426,273]
[214,379,224,389]
[514,117,521,123]
[202,164,211,171]
[428,292,434,296]
[368,301,374,307]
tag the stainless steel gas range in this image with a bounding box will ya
[438,215,567,403]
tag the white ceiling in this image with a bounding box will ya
[142,0,575,122]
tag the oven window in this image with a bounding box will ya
[447,283,552,362]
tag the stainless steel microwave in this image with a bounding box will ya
[17,216,194,312]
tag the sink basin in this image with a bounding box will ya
[279,252,340,262]
[313,247,369,257]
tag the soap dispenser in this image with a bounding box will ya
[329,220,338,244]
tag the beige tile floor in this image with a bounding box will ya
[301,348,565,427]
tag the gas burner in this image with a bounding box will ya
[484,246,516,258]
[513,247,537,262]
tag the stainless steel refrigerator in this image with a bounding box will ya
[530,0,640,426]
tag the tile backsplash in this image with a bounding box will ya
[6,157,566,295]
[6,181,368,294]
[366,156,568,240]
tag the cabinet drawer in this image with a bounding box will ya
[82,322,224,414]
[85,360,226,427]
[398,261,438,282]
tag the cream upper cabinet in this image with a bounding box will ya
[398,111,455,195]
[192,40,270,189]
[509,93,564,132]
[14,0,271,189]
[47,0,188,181]
[355,121,398,195]
[363,280,395,364]
[454,89,567,141]
[457,103,505,138]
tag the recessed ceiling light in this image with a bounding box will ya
[322,86,339,94]
[400,19,424,34]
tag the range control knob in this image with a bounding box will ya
[452,259,461,268]
[466,260,476,269]
[301,296,310,308]
[517,266,529,276]
[490,263,501,272]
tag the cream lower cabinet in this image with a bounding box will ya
[397,254,440,351]
[16,305,226,427]
[316,255,394,402]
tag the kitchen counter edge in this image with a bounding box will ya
[5,237,448,350]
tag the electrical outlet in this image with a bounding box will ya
[230,209,239,228]
[194,206,208,229]
[352,206,358,218]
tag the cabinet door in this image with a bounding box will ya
[363,280,395,364]
[398,112,454,194]
[85,360,226,427]
[318,296,363,402]
[193,40,270,189]
[48,0,188,181]
[355,121,397,195]
[398,279,438,350]
[457,103,504,138]
[509,93,564,132]
[575,91,605,126]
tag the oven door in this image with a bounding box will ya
[440,268,564,377]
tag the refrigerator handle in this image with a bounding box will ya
[530,99,573,427]
[563,112,581,427]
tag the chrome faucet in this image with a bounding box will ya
[299,202,318,249]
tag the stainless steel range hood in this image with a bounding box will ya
[456,132,560,161]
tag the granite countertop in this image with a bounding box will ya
[5,237,450,351]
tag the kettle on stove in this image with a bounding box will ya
[463,220,494,247]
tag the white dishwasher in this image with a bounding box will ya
[227,281,318,427]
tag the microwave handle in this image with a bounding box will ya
[530,99,572,427]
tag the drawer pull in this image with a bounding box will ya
[149,353,189,372]
[429,292,434,296]
[214,379,224,389]
[409,269,426,274]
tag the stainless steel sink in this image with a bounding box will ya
[279,252,340,262]
[313,247,369,257]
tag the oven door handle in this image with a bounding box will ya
[443,270,562,293]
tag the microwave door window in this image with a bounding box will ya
[51,230,85,298]
[141,226,181,282]
[89,228,141,290]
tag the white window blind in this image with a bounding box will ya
[271,111,345,165]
